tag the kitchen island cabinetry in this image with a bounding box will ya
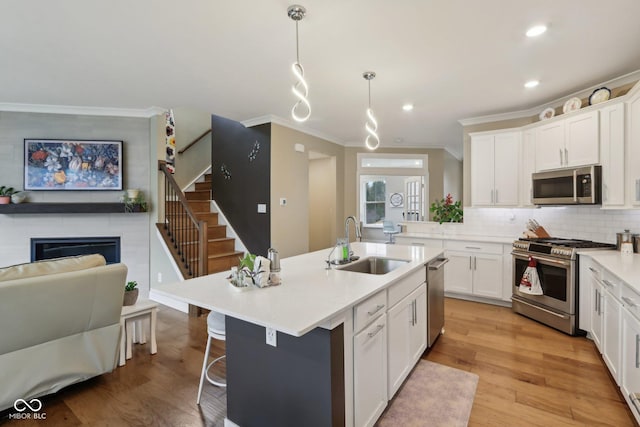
[470,130,520,207]
[535,110,599,171]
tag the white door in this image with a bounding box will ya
[565,111,599,167]
[404,176,423,221]
[353,314,387,427]
[409,284,427,363]
[600,104,625,206]
[493,133,520,206]
[472,254,503,299]
[444,251,473,294]
[535,120,565,171]
[470,135,495,206]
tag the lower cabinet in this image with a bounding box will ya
[591,278,604,351]
[621,308,640,420]
[387,283,427,397]
[444,243,503,300]
[353,313,387,427]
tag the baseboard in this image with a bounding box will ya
[444,292,512,308]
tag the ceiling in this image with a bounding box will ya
[2,1,640,159]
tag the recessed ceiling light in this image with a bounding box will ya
[524,80,539,88]
[526,25,547,37]
[402,103,414,111]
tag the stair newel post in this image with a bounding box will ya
[198,219,208,276]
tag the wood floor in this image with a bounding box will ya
[1,298,636,426]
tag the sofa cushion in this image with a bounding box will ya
[0,254,106,282]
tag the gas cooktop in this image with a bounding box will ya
[513,237,616,259]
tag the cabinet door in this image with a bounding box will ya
[493,133,520,206]
[602,291,621,383]
[354,314,387,427]
[592,281,604,352]
[470,135,495,206]
[565,111,600,167]
[444,251,473,294]
[472,254,503,299]
[627,93,640,206]
[578,257,597,332]
[600,104,625,206]
[520,130,536,206]
[387,299,412,397]
[409,284,427,363]
[621,309,640,416]
[535,120,565,171]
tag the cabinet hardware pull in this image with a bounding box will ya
[602,279,614,288]
[622,296,637,308]
[559,148,563,165]
[595,289,600,314]
[490,189,494,204]
[367,324,384,338]
[565,148,568,165]
[636,334,640,369]
[474,256,477,270]
[413,300,417,326]
[367,304,385,316]
[636,179,640,202]
[465,246,481,250]
[588,267,598,274]
[495,189,499,204]
[469,256,472,270]
[573,169,578,203]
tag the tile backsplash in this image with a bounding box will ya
[407,207,640,244]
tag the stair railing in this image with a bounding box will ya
[158,160,208,278]
[177,129,212,155]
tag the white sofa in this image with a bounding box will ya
[0,254,128,411]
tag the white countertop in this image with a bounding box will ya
[398,232,514,244]
[153,242,444,337]
[583,251,640,294]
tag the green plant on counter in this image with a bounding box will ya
[238,253,264,286]
[430,193,463,224]
[125,280,138,291]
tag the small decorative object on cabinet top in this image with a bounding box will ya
[539,107,555,120]
[562,97,582,114]
[589,87,611,105]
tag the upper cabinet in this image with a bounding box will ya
[520,129,536,207]
[600,103,625,207]
[535,110,600,171]
[627,88,640,206]
[470,130,520,207]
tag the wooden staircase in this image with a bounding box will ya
[157,173,243,279]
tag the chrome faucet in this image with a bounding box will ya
[345,216,361,261]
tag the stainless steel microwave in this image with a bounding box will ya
[532,165,601,205]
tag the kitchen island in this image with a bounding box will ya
[154,242,444,427]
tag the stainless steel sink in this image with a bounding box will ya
[337,257,409,275]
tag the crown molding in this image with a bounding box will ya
[458,69,640,126]
[342,140,463,160]
[241,114,344,145]
[0,103,166,118]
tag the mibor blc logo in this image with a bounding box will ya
[9,398,46,420]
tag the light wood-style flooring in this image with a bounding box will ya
[1,298,636,426]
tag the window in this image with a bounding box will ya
[364,179,386,224]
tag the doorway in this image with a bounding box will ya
[308,152,337,251]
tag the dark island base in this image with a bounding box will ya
[226,317,345,427]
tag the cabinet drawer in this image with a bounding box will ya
[602,269,623,301]
[354,290,387,333]
[395,237,443,248]
[388,267,425,308]
[622,284,640,321]
[444,240,503,254]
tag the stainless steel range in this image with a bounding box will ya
[511,237,615,335]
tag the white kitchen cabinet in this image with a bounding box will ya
[354,313,387,427]
[520,129,536,207]
[470,131,520,207]
[578,256,598,332]
[600,103,626,207]
[394,236,443,248]
[602,285,622,382]
[387,283,427,397]
[535,111,599,171]
[627,88,640,206]
[622,309,640,422]
[444,241,503,300]
[591,277,604,352]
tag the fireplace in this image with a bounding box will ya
[31,237,121,264]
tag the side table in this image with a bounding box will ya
[119,299,158,366]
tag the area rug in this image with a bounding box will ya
[377,360,479,427]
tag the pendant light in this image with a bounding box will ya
[363,71,380,150]
[288,5,311,122]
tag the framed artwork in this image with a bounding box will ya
[24,139,123,190]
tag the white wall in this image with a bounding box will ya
[0,111,152,294]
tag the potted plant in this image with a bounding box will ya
[124,193,148,213]
[429,193,463,224]
[123,280,139,306]
[0,186,17,204]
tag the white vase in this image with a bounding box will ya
[126,189,140,199]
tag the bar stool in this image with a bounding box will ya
[196,310,226,404]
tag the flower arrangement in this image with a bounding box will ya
[228,253,265,288]
[429,193,463,224]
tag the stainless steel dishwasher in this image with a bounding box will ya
[427,257,448,347]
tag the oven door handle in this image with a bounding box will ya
[512,296,569,319]
[512,252,572,268]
